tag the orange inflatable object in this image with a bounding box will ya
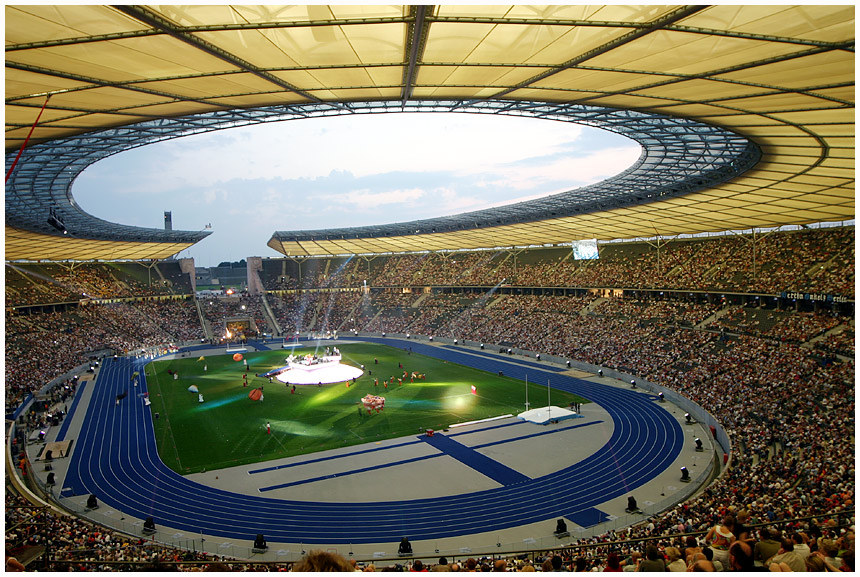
[248,388,262,401]
[233,353,243,361]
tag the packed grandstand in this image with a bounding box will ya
[7,226,855,570]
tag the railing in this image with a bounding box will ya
[8,333,847,570]
[34,509,857,571]
[42,462,701,564]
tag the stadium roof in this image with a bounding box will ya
[5,5,854,260]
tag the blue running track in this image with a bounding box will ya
[62,338,682,544]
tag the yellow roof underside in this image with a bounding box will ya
[5,227,197,262]
[5,4,855,259]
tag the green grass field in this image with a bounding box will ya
[144,342,586,474]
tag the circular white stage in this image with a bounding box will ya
[275,361,363,385]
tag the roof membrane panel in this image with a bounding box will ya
[4,4,853,260]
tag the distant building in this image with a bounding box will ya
[195,261,247,291]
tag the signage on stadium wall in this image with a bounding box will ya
[572,239,599,260]
[781,291,851,303]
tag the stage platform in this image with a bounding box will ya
[275,356,363,385]
[517,406,581,425]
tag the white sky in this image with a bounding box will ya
[74,112,640,266]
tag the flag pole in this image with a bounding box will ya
[525,374,529,411]
[547,378,551,419]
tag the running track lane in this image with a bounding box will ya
[62,340,683,544]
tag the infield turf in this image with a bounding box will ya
[144,342,586,474]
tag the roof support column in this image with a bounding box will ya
[401,5,433,106]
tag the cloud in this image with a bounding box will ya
[419,186,499,216]
[342,187,425,208]
[476,144,642,191]
[74,112,638,261]
[200,188,218,204]
[125,113,594,188]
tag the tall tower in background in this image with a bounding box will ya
[164,211,172,231]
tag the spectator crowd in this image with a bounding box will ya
[5,225,853,570]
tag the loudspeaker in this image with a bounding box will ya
[626,496,638,512]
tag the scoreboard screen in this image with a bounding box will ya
[572,239,599,260]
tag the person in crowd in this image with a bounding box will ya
[623,551,642,572]
[727,541,766,572]
[804,555,827,572]
[636,545,665,571]
[663,547,685,572]
[604,552,624,572]
[5,554,26,572]
[704,515,735,568]
[790,532,811,560]
[815,539,845,571]
[754,527,782,566]
[682,536,702,565]
[688,559,715,572]
[733,509,754,546]
[766,539,806,572]
[837,549,854,572]
[291,549,353,571]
